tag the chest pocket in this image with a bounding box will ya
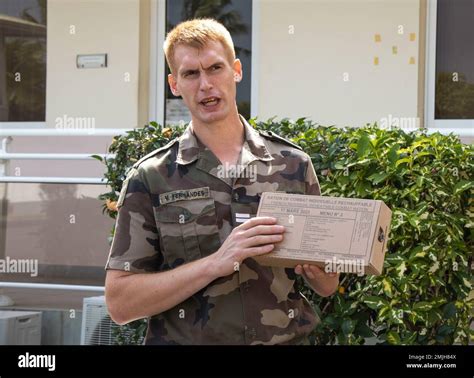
[153,198,221,267]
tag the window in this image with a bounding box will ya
[426,0,474,136]
[164,0,252,125]
[435,0,474,120]
[0,0,47,122]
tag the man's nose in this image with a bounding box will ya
[199,72,213,91]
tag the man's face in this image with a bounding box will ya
[168,40,242,125]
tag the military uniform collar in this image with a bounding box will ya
[176,114,273,165]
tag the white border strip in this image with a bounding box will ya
[0,177,106,184]
[0,122,46,129]
[424,0,437,130]
[156,0,167,125]
[0,153,112,160]
[0,129,131,136]
[148,0,159,123]
[251,0,260,119]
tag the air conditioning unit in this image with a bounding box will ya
[0,310,42,345]
[80,295,116,345]
[81,295,145,345]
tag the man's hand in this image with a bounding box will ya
[295,264,339,297]
[207,216,285,278]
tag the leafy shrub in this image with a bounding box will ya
[94,122,186,220]
[98,118,473,345]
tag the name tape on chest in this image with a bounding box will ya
[160,187,211,205]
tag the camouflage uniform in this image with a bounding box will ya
[105,114,322,345]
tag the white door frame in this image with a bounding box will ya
[149,0,166,125]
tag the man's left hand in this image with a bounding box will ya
[295,264,339,297]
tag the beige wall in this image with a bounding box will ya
[46,0,141,129]
[257,0,421,127]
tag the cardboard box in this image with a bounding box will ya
[254,192,392,275]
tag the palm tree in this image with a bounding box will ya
[172,0,251,58]
[165,0,252,119]
[20,0,46,25]
[182,0,247,32]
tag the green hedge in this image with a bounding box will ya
[97,118,473,345]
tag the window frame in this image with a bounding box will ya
[424,0,474,137]
[149,0,257,125]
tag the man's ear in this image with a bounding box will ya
[168,73,180,96]
[233,59,242,83]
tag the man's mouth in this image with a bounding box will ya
[200,97,221,107]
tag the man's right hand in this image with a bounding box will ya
[106,216,285,324]
[207,216,285,278]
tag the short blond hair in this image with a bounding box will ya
[163,18,236,74]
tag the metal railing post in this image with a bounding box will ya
[0,136,13,305]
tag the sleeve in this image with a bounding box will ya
[105,167,162,273]
[304,156,321,196]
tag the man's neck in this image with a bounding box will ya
[190,111,245,164]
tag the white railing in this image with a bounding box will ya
[0,282,104,292]
[0,177,107,184]
[0,128,131,137]
[0,128,129,298]
[0,152,110,160]
[0,128,131,184]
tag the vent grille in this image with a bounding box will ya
[81,296,118,345]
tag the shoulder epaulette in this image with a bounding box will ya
[132,137,179,168]
[258,130,302,151]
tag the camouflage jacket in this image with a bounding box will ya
[105,114,322,345]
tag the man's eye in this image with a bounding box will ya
[212,65,221,71]
[185,72,197,77]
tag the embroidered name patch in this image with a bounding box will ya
[159,187,211,205]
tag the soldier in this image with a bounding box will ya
[105,18,339,345]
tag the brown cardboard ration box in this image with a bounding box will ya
[254,192,392,275]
